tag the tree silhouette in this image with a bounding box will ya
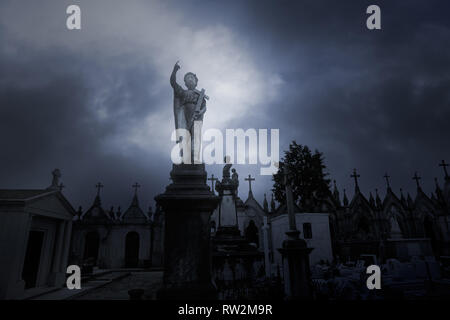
[272,141,331,212]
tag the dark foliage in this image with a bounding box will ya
[272,141,331,211]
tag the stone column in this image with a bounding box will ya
[277,167,313,299]
[49,220,66,286]
[155,163,219,300]
[54,222,65,270]
[61,220,73,271]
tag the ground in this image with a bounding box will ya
[74,271,163,300]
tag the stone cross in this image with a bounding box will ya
[351,168,360,189]
[412,172,421,188]
[283,167,298,236]
[95,182,104,196]
[245,174,255,193]
[383,173,391,189]
[58,183,65,192]
[439,160,449,179]
[207,174,218,193]
[132,182,141,195]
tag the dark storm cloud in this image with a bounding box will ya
[1,0,449,210]
[218,0,450,200]
[0,32,171,210]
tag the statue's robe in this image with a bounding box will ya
[170,75,206,133]
[170,72,206,162]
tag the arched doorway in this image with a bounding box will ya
[245,220,259,247]
[355,214,371,240]
[83,231,100,264]
[125,232,140,268]
[358,216,370,234]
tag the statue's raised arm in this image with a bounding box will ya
[171,61,186,146]
[170,61,184,96]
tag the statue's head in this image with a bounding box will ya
[231,168,236,173]
[184,72,198,90]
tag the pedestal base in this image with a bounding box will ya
[155,164,220,300]
[213,226,258,253]
[278,238,313,300]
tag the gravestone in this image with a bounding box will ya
[212,162,264,298]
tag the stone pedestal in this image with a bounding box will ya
[155,163,219,300]
[211,167,264,298]
[278,231,313,300]
[215,173,239,228]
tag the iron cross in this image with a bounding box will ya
[245,174,255,192]
[412,172,421,188]
[95,182,104,196]
[351,168,360,188]
[132,182,141,195]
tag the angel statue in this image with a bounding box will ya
[170,61,209,164]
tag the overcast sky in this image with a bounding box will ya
[1,0,449,212]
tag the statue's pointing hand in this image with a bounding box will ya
[174,61,181,72]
